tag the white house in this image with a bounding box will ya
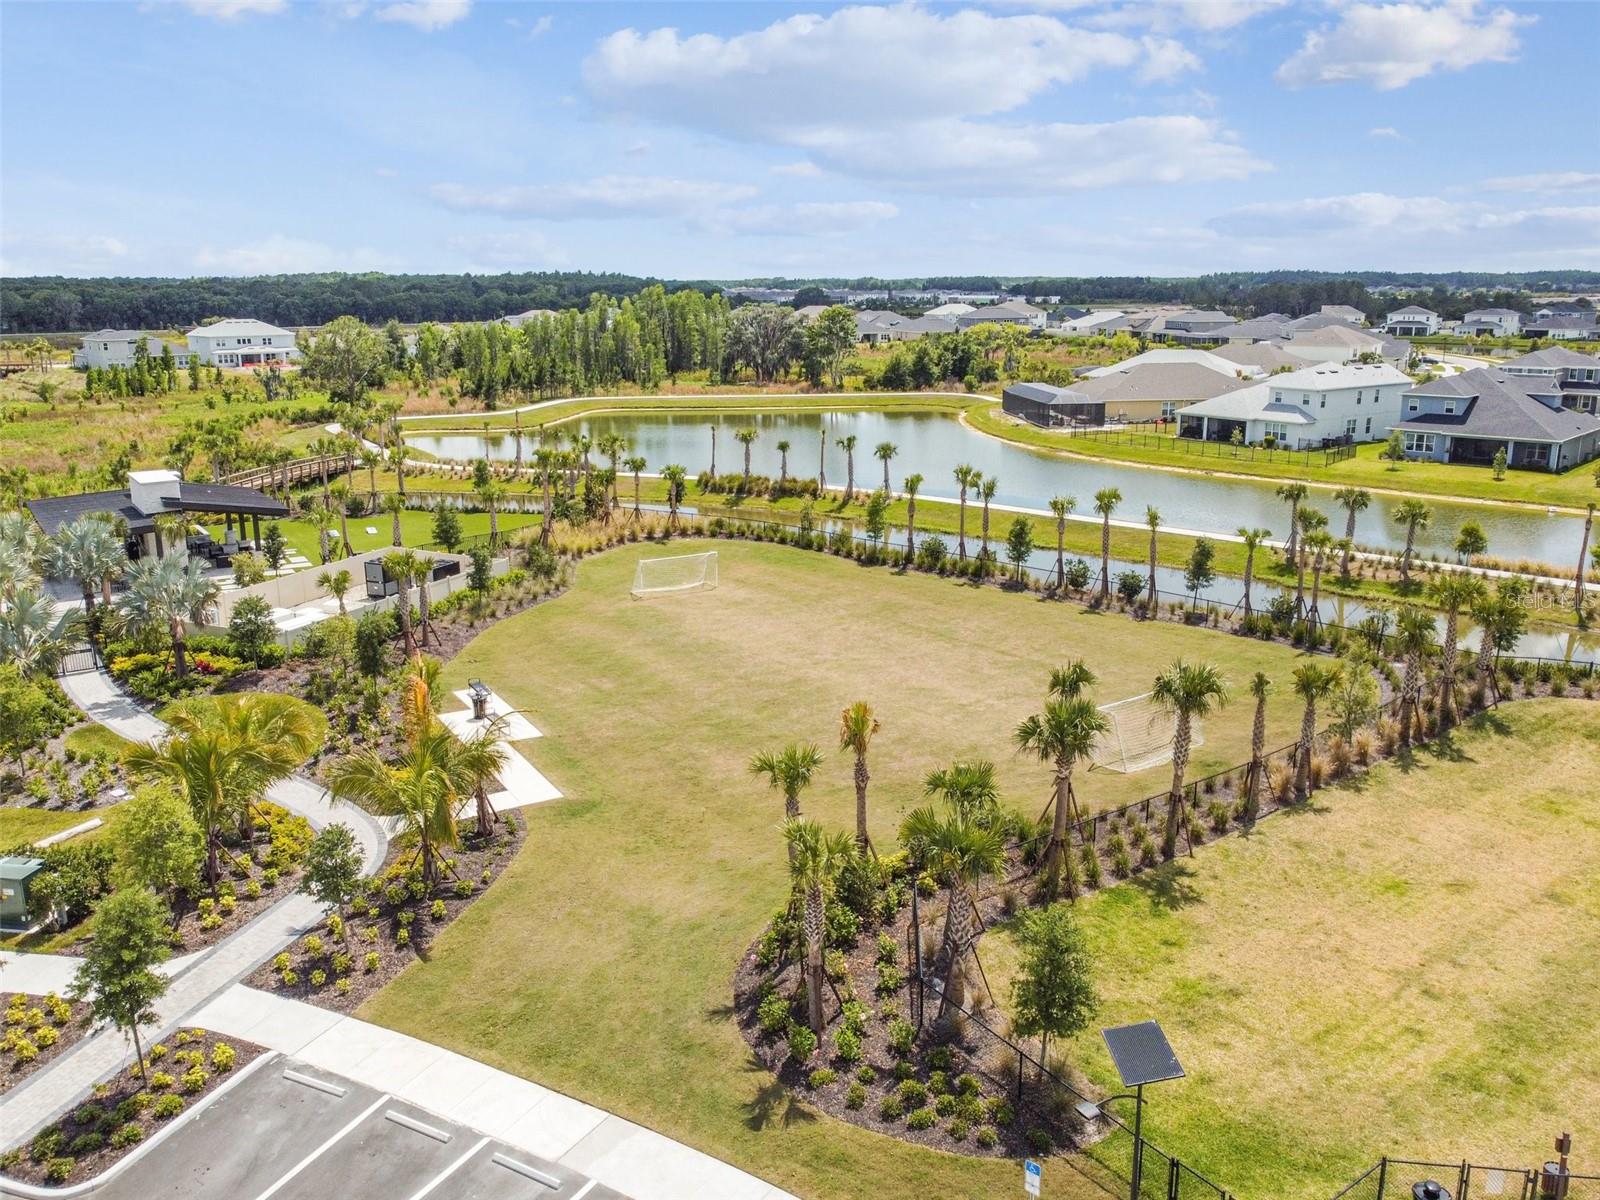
[954,299,1046,329]
[1174,361,1412,448]
[186,318,299,367]
[1319,304,1368,326]
[72,330,191,370]
[1455,308,1522,337]
[1278,324,1409,368]
[1384,306,1441,337]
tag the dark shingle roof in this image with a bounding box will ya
[26,483,287,538]
[1397,368,1600,443]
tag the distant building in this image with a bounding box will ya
[1384,306,1442,337]
[1147,310,1237,344]
[1319,304,1368,326]
[1520,312,1599,342]
[954,299,1046,329]
[1000,382,1102,428]
[923,302,975,318]
[1209,341,1316,374]
[1277,324,1409,368]
[72,330,191,370]
[186,318,299,367]
[1069,362,1253,423]
[1499,347,1600,414]
[1455,308,1523,337]
[1175,361,1411,448]
[1392,366,1600,470]
[501,308,558,328]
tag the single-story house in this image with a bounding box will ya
[955,299,1047,329]
[924,302,975,318]
[1498,347,1600,414]
[1218,314,1293,344]
[1175,361,1411,448]
[1278,324,1410,368]
[1148,310,1238,344]
[1521,313,1599,341]
[1209,341,1315,374]
[1000,382,1105,428]
[1454,308,1523,337]
[1384,306,1442,337]
[500,308,558,327]
[1319,304,1368,326]
[1392,367,1600,471]
[72,331,192,370]
[186,318,299,367]
[1068,362,1253,423]
[26,469,288,562]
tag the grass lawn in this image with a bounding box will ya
[62,723,136,760]
[360,539,1314,1200]
[0,801,128,953]
[979,699,1600,1198]
[200,507,542,564]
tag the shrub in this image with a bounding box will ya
[68,1132,104,1155]
[925,1045,952,1071]
[362,925,379,943]
[395,928,410,947]
[977,1126,999,1148]
[844,1082,867,1110]
[935,1093,956,1116]
[211,1042,236,1071]
[152,1094,184,1119]
[906,1107,937,1131]
[454,879,474,898]
[807,1068,837,1089]
[897,1080,928,1108]
[875,932,898,965]
[29,1127,64,1162]
[280,969,299,988]
[786,1023,817,1062]
[335,977,352,995]
[956,1072,982,1096]
[303,934,324,957]
[948,1117,970,1141]
[71,1102,104,1126]
[272,952,291,972]
[109,1122,144,1149]
[955,1094,986,1124]
[332,952,353,976]
[757,992,790,1035]
[855,1065,876,1085]
[833,1026,863,1064]
[1207,800,1231,833]
[44,1157,76,1184]
[364,951,380,972]
[892,1060,917,1081]
[887,1018,915,1055]
[875,963,904,996]
[1026,1127,1053,1154]
[180,1066,209,1094]
[878,1095,904,1121]
[430,899,447,921]
[148,1071,176,1091]
[927,1070,949,1095]
[35,1025,58,1048]
[989,1098,1015,1126]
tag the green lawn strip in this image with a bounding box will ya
[201,507,542,564]
[62,723,137,760]
[979,700,1600,1198]
[0,801,128,953]
[358,540,1312,1200]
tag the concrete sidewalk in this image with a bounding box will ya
[188,986,797,1200]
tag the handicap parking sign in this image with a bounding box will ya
[1025,1158,1042,1196]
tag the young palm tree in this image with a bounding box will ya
[1014,662,1107,899]
[1471,586,1520,705]
[624,454,647,516]
[1293,509,1327,616]
[661,464,687,528]
[535,447,558,544]
[0,589,84,676]
[836,434,858,501]
[978,475,998,561]
[382,549,421,657]
[750,742,825,862]
[382,492,407,547]
[46,515,126,615]
[1094,487,1122,603]
[922,759,1001,827]
[597,433,626,508]
[1242,672,1272,823]
[308,500,336,565]
[903,473,923,561]
[734,427,758,484]
[775,440,790,488]
[783,817,856,1036]
[360,448,383,508]
[477,480,507,550]
[1290,662,1342,801]
[953,463,977,561]
[1427,573,1485,731]
[874,441,898,494]
[816,429,826,494]
[317,568,353,616]
[838,701,880,852]
[1576,502,1595,616]
[1304,529,1334,626]
[329,482,353,555]
[1392,499,1433,584]
[1151,661,1228,859]
[330,722,470,885]
[1276,482,1309,565]
[1049,495,1075,590]
[1394,604,1437,747]
[116,554,219,679]
[1237,527,1270,617]
[390,443,410,498]
[410,557,438,649]
[1144,505,1161,608]
[898,801,1006,1016]
[1333,487,1370,577]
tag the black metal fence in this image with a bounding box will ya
[56,643,98,676]
[1049,425,1357,468]
[1331,1157,1600,1200]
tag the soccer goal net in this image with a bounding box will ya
[1091,692,1199,774]
[631,551,719,598]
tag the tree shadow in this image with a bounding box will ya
[740,1053,817,1132]
[1129,861,1203,912]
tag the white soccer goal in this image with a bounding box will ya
[1090,692,1200,774]
[631,551,719,599]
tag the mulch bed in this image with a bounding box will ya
[0,1028,266,1187]
[1,993,94,1095]
[243,811,528,1014]
[1,723,131,816]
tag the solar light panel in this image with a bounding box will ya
[1102,1021,1184,1088]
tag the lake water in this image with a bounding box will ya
[406,409,1591,567]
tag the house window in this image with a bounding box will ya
[1365,417,1373,435]
[1320,398,1327,408]
[1345,418,1358,436]
[1262,421,1288,441]
[1403,432,1435,454]
[1407,400,1419,413]
[1443,401,1456,415]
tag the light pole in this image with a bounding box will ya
[1074,1021,1185,1200]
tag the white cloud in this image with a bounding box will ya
[190,234,402,275]
[1136,36,1202,82]
[709,201,899,236]
[528,13,553,38]
[448,230,570,270]
[374,0,470,32]
[1368,126,1404,139]
[770,161,824,178]
[0,232,130,276]
[430,175,759,220]
[623,141,651,157]
[1481,172,1600,194]
[996,0,1285,33]
[178,0,286,19]
[1276,1,1528,91]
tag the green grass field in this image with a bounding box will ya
[360,539,1320,1200]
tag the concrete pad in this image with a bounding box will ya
[497,1088,608,1161]
[449,1071,553,1141]
[390,1048,509,1116]
[446,689,543,741]
[298,1018,436,1093]
[477,746,562,812]
[204,989,347,1056]
[560,1117,774,1200]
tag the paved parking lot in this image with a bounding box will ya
[101,1057,629,1200]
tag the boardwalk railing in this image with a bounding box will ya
[220,453,352,492]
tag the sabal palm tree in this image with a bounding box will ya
[1333,487,1370,577]
[409,557,438,649]
[624,455,647,516]
[783,817,855,1036]
[923,759,1001,827]
[836,434,857,500]
[1293,509,1327,615]
[734,428,758,484]
[1237,527,1270,617]
[0,589,84,676]
[308,500,336,565]
[360,448,383,507]
[477,480,507,550]
[1049,496,1075,590]
[1392,499,1433,584]
[1152,661,1228,859]
[329,482,353,555]
[382,550,421,656]
[316,568,353,616]
[1305,529,1334,626]
[838,701,880,852]
[1094,487,1121,603]
[597,433,626,508]
[1144,506,1161,608]
[390,444,410,497]
[661,464,687,528]
[1015,662,1106,899]
[750,742,824,862]
[116,554,218,678]
[874,442,898,494]
[1394,604,1437,747]
[1276,482,1308,564]
[1575,502,1595,616]
[898,802,1005,1016]
[816,429,826,494]
[1291,662,1342,801]
[903,473,923,560]
[1427,573,1484,731]
[46,515,125,615]
[775,440,790,487]
[953,464,976,561]
[382,492,407,547]
[1242,672,1271,823]
[1471,586,1520,705]
[977,475,998,561]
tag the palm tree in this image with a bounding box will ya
[750,742,824,862]
[734,428,758,485]
[923,759,1001,827]
[477,480,507,550]
[1014,662,1107,899]
[1237,527,1270,617]
[1394,604,1437,748]
[1577,502,1595,617]
[1392,499,1433,584]
[390,443,410,498]
[707,426,717,478]
[874,442,898,494]
[382,492,407,547]
[0,589,84,676]
[1304,529,1334,626]
[898,801,1006,1016]
[1049,496,1075,590]
[382,550,421,656]
[1242,672,1271,822]
[624,455,647,516]
[360,448,383,508]
[597,433,626,508]
[116,555,218,678]
[535,447,558,543]
[1290,662,1342,801]
[838,702,880,852]
[410,557,438,649]
[1426,573,1484,731]
[308,500,336,565]
[329,482,353,556]
[775,440,791,488]
[317,568,353,616]
[977,475,998,562]
[1144,506,1161,608]
[1094,487,1121,603]
[661,464,687,528]
[903,473,923,560]
[836,434,857,501]
[783,817,855,1036]
[1333,487,1370,578]
[1276,483,1308,564]
[45,515,125,615]
[1151,661,1228,859]
[1293,509,1327,616]
[953,464,977,561]
[816,429,826,494]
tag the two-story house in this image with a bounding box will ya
[1392,366,1600,470]
[72,330,191,370]
[186,318,300,367]
[1454,308,1523,337]
[1498,348,1600,414]
[1383,306,1441,337]
[1174,361,1411,447]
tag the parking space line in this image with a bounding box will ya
[385,1109,452,1143]
[405,1135,489,1200]
[252,1092,391,1200]
[492,1151,564,1189]
[569,1181,599,1200]
[283,1068,347,1097]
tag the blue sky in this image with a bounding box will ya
[2,0,1596,279]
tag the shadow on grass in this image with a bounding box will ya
[740,1053,818,1132]
[1129,860,1203,912]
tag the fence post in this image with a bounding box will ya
[1168,1156,1180,1200]
[1458,1161,1469,1200]
[1014,1051,1023,1103]
[1378,1158,1388,1200]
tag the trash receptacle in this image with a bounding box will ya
[468,679,491,722]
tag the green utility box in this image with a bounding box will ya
[0,856,45,932]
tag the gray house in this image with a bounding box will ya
[1000,382,1103,428]
[1392,367,1600,471]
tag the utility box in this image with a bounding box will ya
[0,856,46,932]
